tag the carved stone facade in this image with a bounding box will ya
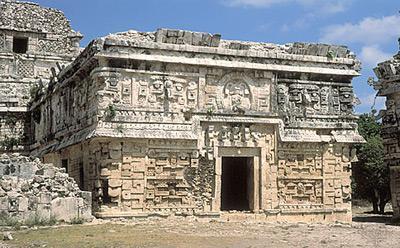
[27,27,363,223]
[373,39,400,218]
[0,0,81,152]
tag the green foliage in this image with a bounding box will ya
[353,113,390,213]
[29,81,44,101]
[0,212,56,229]
[24,214,57,227]
[105,104,117,120]
[0,211,20,229]
[0,136,21,151]
[357,114,381,138]
[69,216,85,225]
[206,106,215,119]
[115,124,124,134]
[326,50,337,59]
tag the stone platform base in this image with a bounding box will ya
[94,209,352,223]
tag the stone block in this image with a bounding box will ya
[19,162,39,179]
[133,163,145,172]
[132,172,144,180]
[43,166,56,179]
[0,197,8,210]
[36,203,51,220]
[39,193,52,204]
[192,32,203,46]
[51,197,78,222]
[109,179,122,188]
[122,180,133,190]
[18,197,28,212]
[210,34,221,47]
[122,190,131,200]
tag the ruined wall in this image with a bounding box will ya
[373,40,400,217]
[0,0,81,152]
[30,29,362,222]
[0,153,92,222]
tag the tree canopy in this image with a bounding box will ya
[353,113,390,214]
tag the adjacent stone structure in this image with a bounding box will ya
[0,0,81,152]
[372,39,400,218]
[0,153,92,222]
[28,27,364,222]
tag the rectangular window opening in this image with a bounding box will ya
[61,159,68,173]
[13,37,28,54]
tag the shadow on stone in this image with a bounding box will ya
[352,212,394,225]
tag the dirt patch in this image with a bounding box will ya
[1,214,400,248]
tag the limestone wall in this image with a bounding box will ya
[373,42,400,217]
[0,153,92,222]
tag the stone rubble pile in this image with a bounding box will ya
[0,154,92,222]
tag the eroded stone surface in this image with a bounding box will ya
[0,153,92,222]
[372,38,400,218]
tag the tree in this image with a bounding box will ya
[353,113,390,214]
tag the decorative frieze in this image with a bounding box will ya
[29,26,361,223]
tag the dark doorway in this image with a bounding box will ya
[221,157,253,211]
[61,159,68,173]
[13,37,28,54]
[79,162,85,190]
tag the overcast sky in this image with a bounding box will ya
[33,0,400,113]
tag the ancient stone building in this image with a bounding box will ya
[28,27,364,222]
[373,39,400,218]
[0,0,81,152]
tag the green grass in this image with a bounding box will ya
[0,212,57,229]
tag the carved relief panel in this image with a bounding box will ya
[145,146,199,212]
[205,72,273,113]
[106,74,199,112]
[278,179,323,206]
[277,83,356,117]
[204,124,272,148]
[223,81,252,111]
[277,145,323,177]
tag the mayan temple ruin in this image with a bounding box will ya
[0,0,81,153]
[0,0,365,222]
[373,38,400,218]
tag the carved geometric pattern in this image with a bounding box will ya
[0,33,5,51]
[38,39,68,54]
[144,151,197,212]
[278,151,323,176]
[278,179,323,205]
[17,59,34,78]
[277,83,355,117]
